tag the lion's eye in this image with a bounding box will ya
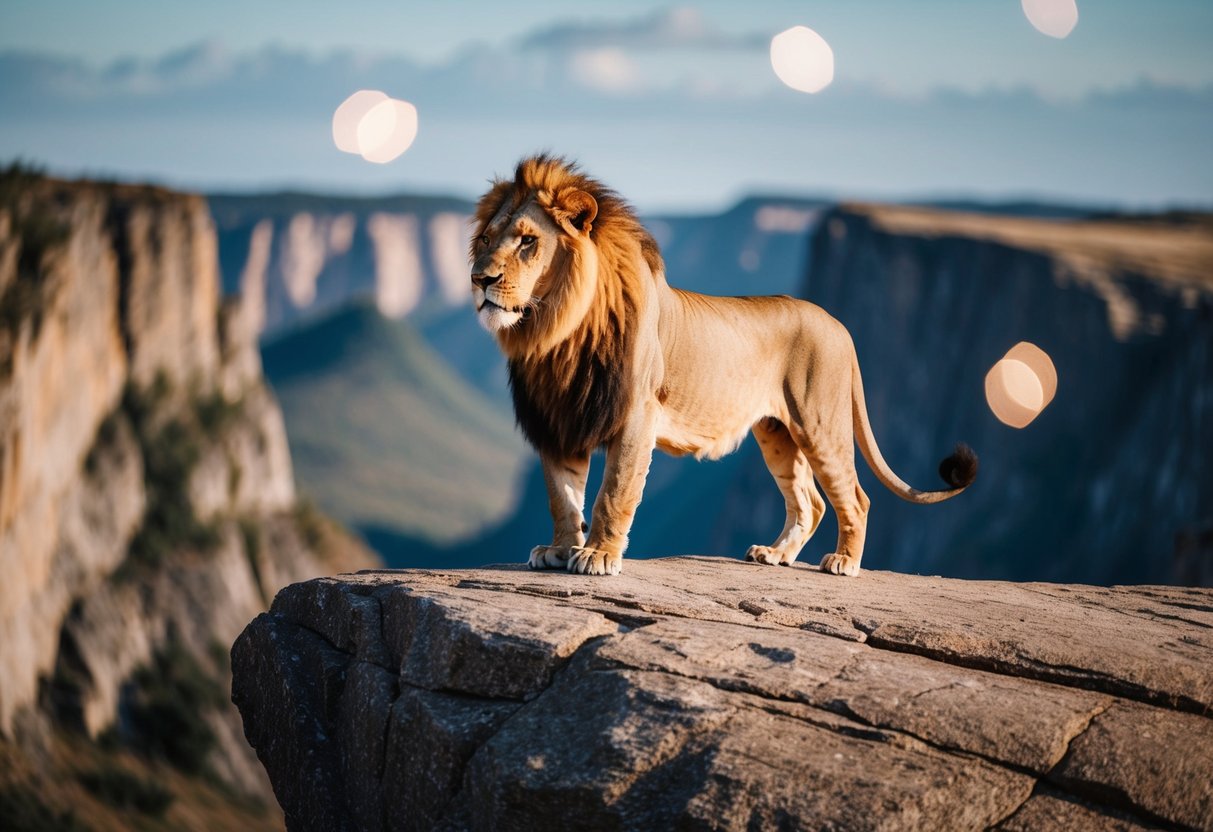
[478,234,490,246]
[520,234,536,247]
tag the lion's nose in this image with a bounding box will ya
[472,273,502,290]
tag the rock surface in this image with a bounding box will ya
[1,174,377,825]
[233,557,1213,831]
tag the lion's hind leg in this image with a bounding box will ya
[745,418,826,566]
[790,419,870,578]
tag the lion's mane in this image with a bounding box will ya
[471,155,664,459]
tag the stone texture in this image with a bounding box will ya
[996,788,1162,831]
[1050,701,1213,829]
[231,557,1213,831]
[1,177,378,816]
[383,687,518,831]
[381,586,617,700]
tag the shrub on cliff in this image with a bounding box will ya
[118,640,226,776]
[117,375,224,578]
[78,765,173,816]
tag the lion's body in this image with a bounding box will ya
[654,291,846,461]
[471,155,976,577]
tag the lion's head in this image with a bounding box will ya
[469,159,598,334]
[469,155,662,361]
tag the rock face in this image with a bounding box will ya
[233,557,1213,831]
[0,171,376,820]
[712,204,1213,585]
[209,194,476,339]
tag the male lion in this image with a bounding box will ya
[470,155,977,577]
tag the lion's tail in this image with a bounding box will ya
[851,354,978,504]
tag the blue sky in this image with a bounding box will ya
[2,1,1211,210]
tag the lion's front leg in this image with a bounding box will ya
[529,452,590,569]
[569,413,656,576]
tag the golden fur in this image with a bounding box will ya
[471,155,976,576]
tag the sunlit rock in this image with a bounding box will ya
[281,213,327,308]
[367,213,422,318]
[429,213,474,304]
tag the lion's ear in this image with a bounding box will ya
[552,189,598,236]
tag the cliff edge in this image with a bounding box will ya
[1,168,376,829]
[232,557,1213,831]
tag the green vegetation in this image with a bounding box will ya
[291,498,327,550]
[0,785,89,832]
[0,162,71,348]
[78,766,173,817]
[83,410,124,477]
[195,388,244,440]
[261,302,527,547]
[121,641,226,776]
[207,639,232,676]
[237,515,268,604]
[2,726,278,832]
[116,375,224,578]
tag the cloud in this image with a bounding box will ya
[3,36,1211,121]
[0,19,1210,207]
[568,48,642,95]
[520,6,766,52]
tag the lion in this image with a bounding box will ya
[470,155,977,577]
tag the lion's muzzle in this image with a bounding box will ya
[471,272,502,290]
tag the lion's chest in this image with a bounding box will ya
[508,350,631,459]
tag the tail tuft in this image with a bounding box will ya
[938,443,979,489]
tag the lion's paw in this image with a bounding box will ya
[744,545,789,566]
[819,553,861,577]
[528,545,571,570]
[567,547,622,576]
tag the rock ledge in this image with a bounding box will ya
[232,557,1213,831]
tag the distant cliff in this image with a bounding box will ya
[0,168,375,828]
[232,558,1213,831]
[209,192,475,336]
[714,205,1213,585]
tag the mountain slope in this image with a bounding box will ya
[261,302,527,546]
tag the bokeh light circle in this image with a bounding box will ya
[986,358,1044,429]
[332,90,388,153]
[1021,0,1079,39]
[985,342,1057,429]
[332,90,419,164]
[1005,341,1057,407]
[770,26,834,94]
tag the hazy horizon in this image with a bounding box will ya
[2,1,1211,212]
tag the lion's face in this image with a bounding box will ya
[470,200,564,333]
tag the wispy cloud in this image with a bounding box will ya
[520,6,766,52]
[1,12,1210,207]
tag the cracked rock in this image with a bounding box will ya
[231,557,1213,831]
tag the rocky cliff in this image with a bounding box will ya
[232,557,1213,831]
[0,167,375,829]
[209,192,475,338]
[713,205,1213,585]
